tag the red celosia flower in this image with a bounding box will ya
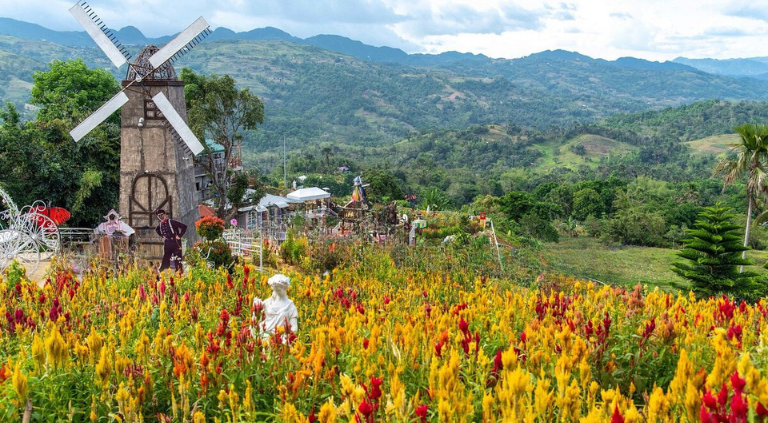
[730,371,746,395]
[702,389,717,410]
[611,405,625,423]
[700,405,713,423]
[363,338,369,349]
[731,393,748,421]
[435,341,443,358]
[370,376,383,400]
[756,402,768,418]
[358,401,373,416]
[717,383,728,408]
[459,317,469,335]
[415,404,428,422]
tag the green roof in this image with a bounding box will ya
[198,139,225,155]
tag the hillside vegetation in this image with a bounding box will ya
[4,32,768,163]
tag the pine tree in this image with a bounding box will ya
[671,204,761,299]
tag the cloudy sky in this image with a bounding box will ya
[2,0,767,61]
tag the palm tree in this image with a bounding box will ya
[714,123,768,272]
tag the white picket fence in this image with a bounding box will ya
[223,229,263,272]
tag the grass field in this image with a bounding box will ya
[534,134,637,171]
[685,134,739,158]
[541,236,768,292]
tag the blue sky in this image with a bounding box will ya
[1,0,767,61]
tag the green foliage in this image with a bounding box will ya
[30,59,119,124]
[194,239,234,270]
[364,167,404,203]
[670,204,762,299]
[181,68,264,218]
[519,213,559,242]
[0,58,121,226]
[421,186,452,211]
[608,207,667,247]
[280,230,307,265]
[572,188,603,220]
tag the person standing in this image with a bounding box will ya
[154,209,187,273]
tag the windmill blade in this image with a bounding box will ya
[149,17,210,69]
[70,91,129,141]
[151,92,204,155]
[69,2,131,68]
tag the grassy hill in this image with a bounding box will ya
[685,134,739,158]
[534,134,638,171]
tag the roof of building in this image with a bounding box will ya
[196,139,225,156]
[287,187,331,202]
[198,204,216,217]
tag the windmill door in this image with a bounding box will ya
[129,173,172,228]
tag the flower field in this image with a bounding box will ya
[2,257,768,422]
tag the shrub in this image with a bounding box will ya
[195,216,225,241]
[193,239,234,269]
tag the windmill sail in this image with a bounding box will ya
[151,92,204,155]
[68,1,209,152]
[149,17,210,69]
[69,2,130,68]
[69,91,129,141]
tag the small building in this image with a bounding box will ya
[236,193,297,242]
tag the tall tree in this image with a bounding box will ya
[0,60,120,226]
[670,204,760,299]
[180,68,265,218]
[714,123,768,272]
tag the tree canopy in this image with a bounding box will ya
[180,68,265,218]
[0,59,120,226]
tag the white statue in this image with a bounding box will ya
[252,274,299,341]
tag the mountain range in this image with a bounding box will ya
[3,17,768,76]
[3,17,768,173]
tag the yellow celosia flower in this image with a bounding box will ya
[31,333,46,370]
[45,324,68,368]
[95,347,111,388]
[318,398,337,423]
[87,327,103,365]
[12,362,27,401]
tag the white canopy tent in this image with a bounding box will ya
[286,187,331,202]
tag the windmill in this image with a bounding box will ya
[68,1,211,251]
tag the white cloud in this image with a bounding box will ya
[1,0,768,60]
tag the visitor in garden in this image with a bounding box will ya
[155,209,187,274]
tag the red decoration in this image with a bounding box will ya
[31,206,71,226]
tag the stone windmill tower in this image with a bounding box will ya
[118,47,198,236]
[68,2,211,253]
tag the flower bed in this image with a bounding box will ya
[1,262,768,422]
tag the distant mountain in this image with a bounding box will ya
[208,26,299,43]
[612,57,692,71]
[0,17,94,46]
[5,18,768,172]
[673,57,768,78]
